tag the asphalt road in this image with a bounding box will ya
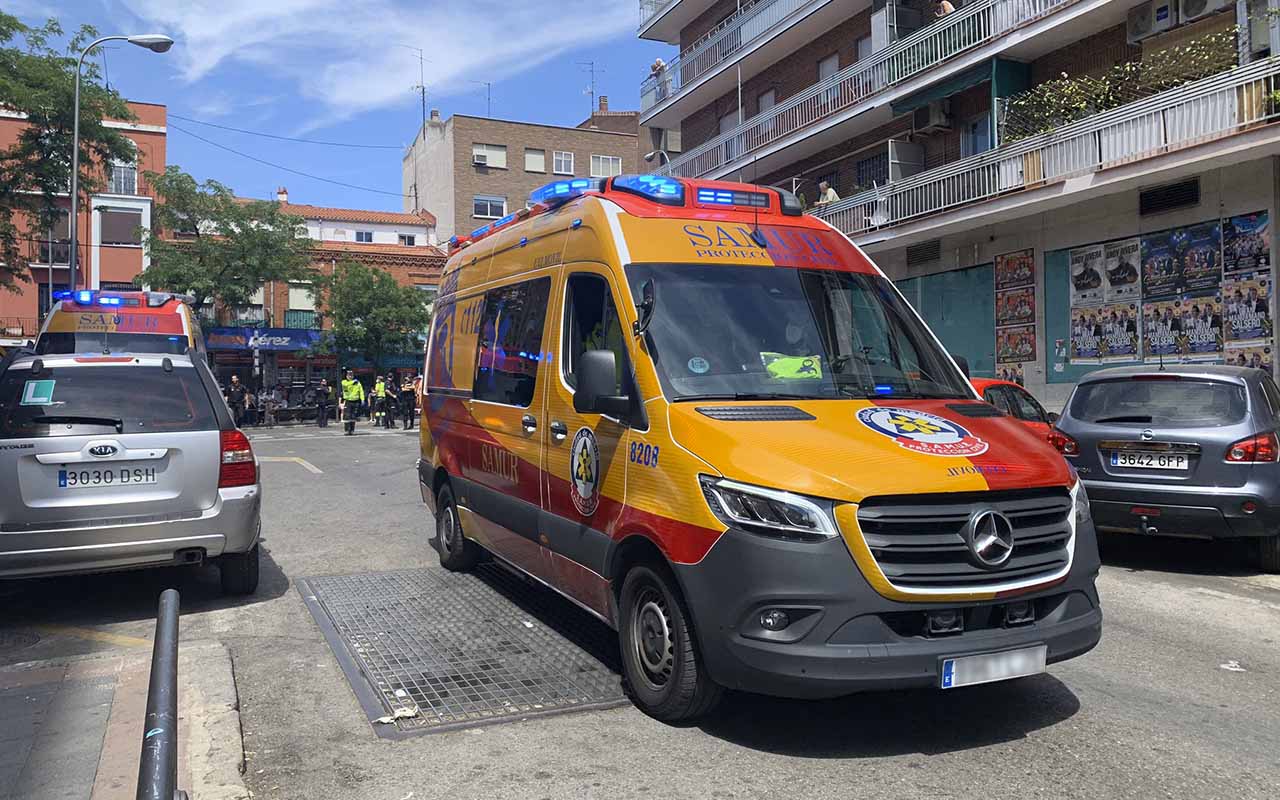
[2,425,1278,799]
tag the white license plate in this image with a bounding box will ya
[58,466,157,488]
[941,645,1047,689]
[1110,451,1188,470]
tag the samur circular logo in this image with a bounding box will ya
[856,407,988,457]
[569,427,601,516]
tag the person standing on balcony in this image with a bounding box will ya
[651,58,669,102]
[933,0,955,18]
[815,181,841,206]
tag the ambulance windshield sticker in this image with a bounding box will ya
[20,380,56,406]
[856,407,989,457]
[570,427,601,515]
[687,356,710,374]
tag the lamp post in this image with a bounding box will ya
[69,33,173,291]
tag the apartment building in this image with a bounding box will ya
[0,100,166,345]
[203,190,445,387]
[639,0,1280,406]
[402,105,643,241]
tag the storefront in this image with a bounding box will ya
[205,327,335,396]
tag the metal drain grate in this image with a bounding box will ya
[298,565,626,737]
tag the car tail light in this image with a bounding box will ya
[1225,431,1279,463]
[219,429,257,487]
[1047,428,1079,456]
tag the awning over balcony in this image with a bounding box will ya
[890,63,991,116]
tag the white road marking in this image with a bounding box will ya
[258,456,324,474]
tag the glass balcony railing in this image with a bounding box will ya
[814,59,1280,236]
[640,0,675,27]
[641,0,824,113]
[226,307,266,327]
[33,241,71,265]
[659,0,1079,179]
[284,309,320,329]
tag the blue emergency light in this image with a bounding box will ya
[529,178,601,207]
[612,174,684,205]
[874,384,895,395]
[77,290,93,304]
[470,222,493,239]
[696,187,769,208]
[52,290,123,306]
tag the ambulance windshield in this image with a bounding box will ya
[625,262,973,401]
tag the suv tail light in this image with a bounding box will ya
[1225,431,1279,463]
[1047,428,1079,456]
[219,429,257,487]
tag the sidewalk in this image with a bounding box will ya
[0,641,247,800]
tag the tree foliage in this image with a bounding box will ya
[1000,29,1239,143]
[320,260,431,371]
[140,166,316,314]
[0,12,136,291]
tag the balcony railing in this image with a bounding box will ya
[641,0,822,113]
[1,317,39,338]
[659,0,1077,179]
[226,307,266,327]
[284,309,320,329]
[640,0,673,27]
[815,58,1280,237]
[31,240,71,265]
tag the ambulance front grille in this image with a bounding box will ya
[855,488,1072,590]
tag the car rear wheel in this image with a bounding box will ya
[618,563,722,722]
[1253,535,1280,574]
[436,484,479,572]
[220,544,260,595]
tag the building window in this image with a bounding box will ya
[355,230,373,243]
[287,283,315,311]
[35,211,70,265]
[100,209,142,246]
[590,154,623,178]
[756,89,776,115]
[855,151,889,190]
[960,112,992,158]
[38,283,70,317]
[415,283,438,310]
[398,234,416,246]
[525,148,546,173]
[856,35,873,63]
[553,150,574,175]
[472,143,507,168]
[110,158,137,196]
[473,195,506,219]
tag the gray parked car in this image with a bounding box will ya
[0,350,262,593]
[1053,364,1280,572]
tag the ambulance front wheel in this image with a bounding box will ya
[436,484,479,572]
[619,563,723,722]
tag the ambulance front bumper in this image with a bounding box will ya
[673,523,1102,699]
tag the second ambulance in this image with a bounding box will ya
[418,175,1102,721]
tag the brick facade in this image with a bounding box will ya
[1029,24,1139,86]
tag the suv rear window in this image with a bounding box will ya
[0,364,217,439]
[1069,378,1247,427]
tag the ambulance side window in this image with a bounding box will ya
[563,273,630,396]
[472,278,551,407]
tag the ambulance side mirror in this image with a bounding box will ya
[574,350,630,418]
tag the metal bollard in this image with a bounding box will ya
[136,588,188,800]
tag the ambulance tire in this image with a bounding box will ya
[436,484,479,572]
[619,563,722,722]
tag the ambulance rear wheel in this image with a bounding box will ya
[436,484,479,572]
[619,563,722,722]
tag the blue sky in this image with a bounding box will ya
[18,0,675,212]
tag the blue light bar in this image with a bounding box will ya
[99,296,122,306]
[470,223,493,238]
[493,213,517,228]
[612,174,684,205]
[53,290,73,301]
[874,384,894,395]
[76,290,93,304]
[696,187,769,208]
[529,178,601,207]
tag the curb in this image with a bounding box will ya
[179,641,249,800]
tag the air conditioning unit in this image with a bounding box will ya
[913,100,952,134]
[1126,1,1177,44]
[1179,0,1230,23]
[472,153,488,166]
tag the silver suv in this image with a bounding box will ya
[0,351,262,594]
[1053,364,1280,573]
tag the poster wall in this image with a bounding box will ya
[1141,222,1222,299]
[994,249,1036,383]
[1103,238,1141,302]
[1141,294,1224,361]
[1223,211,1270,275]
[1223,271,1272,344]
[1069,244,1105,307]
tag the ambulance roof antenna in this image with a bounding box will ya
[747,146,767,250]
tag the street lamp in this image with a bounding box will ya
[643,150,670,168]
[69,33,174,291]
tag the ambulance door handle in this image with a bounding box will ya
[550,421,568,442]
[521,414,537,435]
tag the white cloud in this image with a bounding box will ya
[120,0,637,129]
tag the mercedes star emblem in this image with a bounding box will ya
[965,509,1015,570]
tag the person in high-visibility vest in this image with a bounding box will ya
[340,370,365,436]
[372,376,390,429]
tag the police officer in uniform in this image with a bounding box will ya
[340,370,365,436]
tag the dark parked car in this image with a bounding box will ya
[1051,364,1280,572]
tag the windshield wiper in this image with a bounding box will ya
[1091,414,1154,424]
[673,392,828,402]
[29,415,124,432]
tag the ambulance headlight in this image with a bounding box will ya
[1072,479,1091,527]
[699,476,838,541]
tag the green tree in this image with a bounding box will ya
[140,166,316,316]
[321,260,431,371]
[0,12,136,291]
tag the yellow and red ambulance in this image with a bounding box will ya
[418,175,1101,720]
[36,290,204,356]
